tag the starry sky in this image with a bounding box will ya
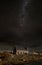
[0,0,42,50]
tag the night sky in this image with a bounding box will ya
[0,0,42,50]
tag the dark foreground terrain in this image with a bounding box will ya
[0,51,42,65]
[3,61,42,65]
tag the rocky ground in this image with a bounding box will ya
[0,52,42,65]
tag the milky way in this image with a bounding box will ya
[19,0,28,27]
